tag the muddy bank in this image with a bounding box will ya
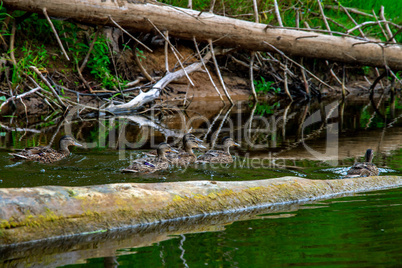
[1,176,401,245]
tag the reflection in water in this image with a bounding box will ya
[0,201,311,267]
[1,95,402,159]
[0,95,401,187]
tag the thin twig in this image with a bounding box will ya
[209,40,233,105]
[300,58,310,97]
[346,20,388,34]
[80,27,101,73]
[26,76,63,110]
[193,37,224,103]
[202,105,224,141]
[273,0,283,27]
[230,55,260,71]
[324,5,374,17]
[334,1,365,37]
[76,62,94,93]
[263,41,335,91]
[105,37,121,92]
[379,6,396,43]
[209,0,216,13]
[342,64,346,99]
[43,8,70,61]
[63,98,114,115]
[29,66,66,108]
[108,16,153,53]
[252,0,259,23]
[164,30,170,73]
[211,105,232,149]
[372,10,389,40]
[310,12,348,30]
[145,18,193,85]
[326,61,348,93]
[295,8,300,28]
[283,62,293,101]
[317,0,331,35]
[134,47,155,82]
[0,87,41,111]
[9,19,17,67]
[249,52,258,101]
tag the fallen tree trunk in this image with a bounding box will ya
[3,0,402,70]
[0,176,401,245]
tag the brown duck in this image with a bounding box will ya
[143,133,202,158]
[121,143,178,173]
[9,135,82,163]
[197,137,240,164]
[345,149,379,178]
[169,137,206,166]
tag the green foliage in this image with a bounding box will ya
[12,42,49,85]
[61,25,124,90]
[254,102,280,116]
[4,11,125,91]
[361,66,371,76]
[253,77,281,95]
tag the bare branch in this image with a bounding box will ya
[43,8,70,61]
[108,16,153,53]
[29,66,66,108]
[209,40,233,105]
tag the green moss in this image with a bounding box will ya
[67,189,77,197]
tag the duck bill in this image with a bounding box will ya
[197,144,207,149]
[193,137,203,143]
[73,142,83,147]
[234,142,241,147]
[169,148,179,153]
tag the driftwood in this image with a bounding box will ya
[2,0,402,70]
[107,51,213,112]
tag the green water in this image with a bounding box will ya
[0,96,402,267]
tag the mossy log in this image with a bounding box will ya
[2,0,402,70]
[1,176,402,245]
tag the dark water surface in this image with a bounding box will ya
[1,95,402,267]
[61,188,402,268]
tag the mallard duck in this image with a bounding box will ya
[143,133,202,157]
[345,149,379,178]
[121,143,178,173]
[169,138,206,166]
[9,135,82,163]
[197,137,240,163]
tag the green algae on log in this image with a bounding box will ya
[1,176,402,245]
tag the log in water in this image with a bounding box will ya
[1,176,402,245]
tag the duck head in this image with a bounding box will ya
[222,137,240,154]
[184,139,206,156]
[157,143,179,160]
[59,136,82,153]
[182,133,203,144]
[364,149,374,163]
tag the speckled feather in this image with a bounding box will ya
[9,136,81,163]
